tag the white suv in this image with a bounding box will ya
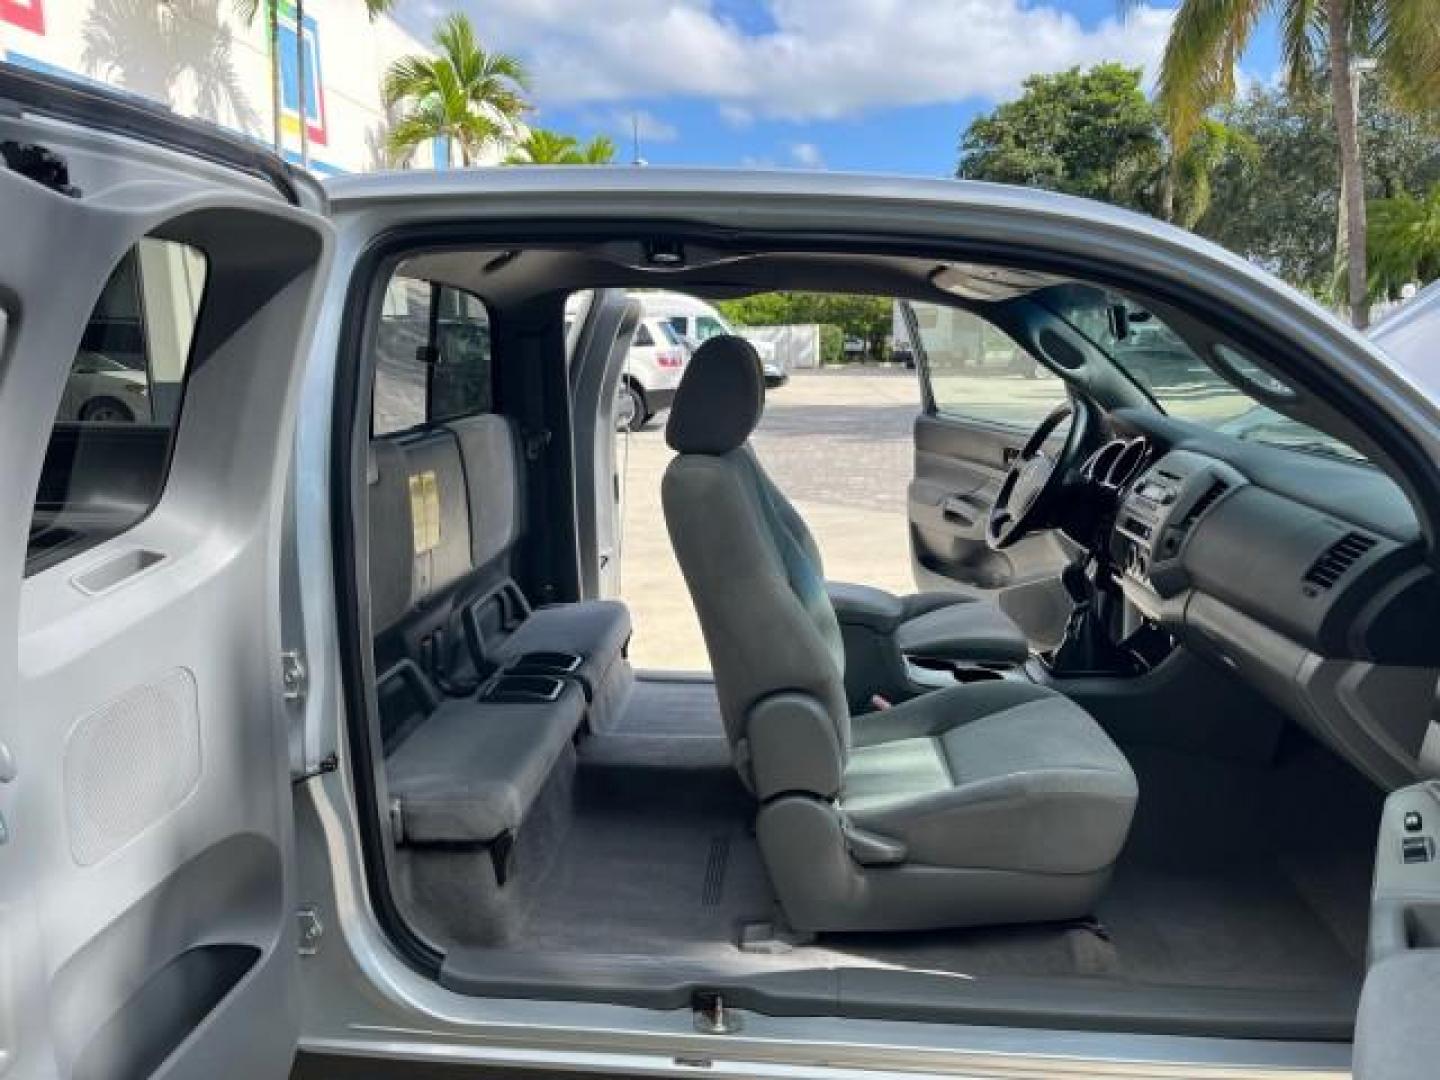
[616,315,688,431]
[637,291,788,386]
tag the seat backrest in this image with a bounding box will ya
[447,412,524,573]
[662,336,850,770]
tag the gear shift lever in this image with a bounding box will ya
[1050,556,1133,675]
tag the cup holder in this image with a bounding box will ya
[508,651,584,676]
[478,674,567,704]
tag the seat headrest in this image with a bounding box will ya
[665,335,765,455]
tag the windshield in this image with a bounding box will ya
[1034,284,1367,464]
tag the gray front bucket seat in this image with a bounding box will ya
[662,337,1138,932]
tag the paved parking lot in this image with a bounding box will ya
[617,367,922,669]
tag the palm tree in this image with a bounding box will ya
[384,13,529,167]
[1139,0,1440,329]
[504,130,616,165]
[1368,184,1440,298]
[579,135,617,164]
[1155,118,1257,228]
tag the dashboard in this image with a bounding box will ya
[1084,409,1440,788]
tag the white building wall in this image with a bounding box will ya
[0,0,483,175]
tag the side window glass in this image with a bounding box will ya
[373,276,432,436]
[429,287,492,423]
[909,302,1065,428]
[30,239,208,571]
[372,276,493,435]
[696,316,726,340]
[634,324,654,348]
[665,316,686,338]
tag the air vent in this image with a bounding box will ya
[1303,531,1378,591]
[1181,480,1230,528]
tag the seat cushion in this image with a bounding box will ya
[388,684,586,844]
[844,681,1136,875]
[497,599,632,696]
[894,595,1029,665]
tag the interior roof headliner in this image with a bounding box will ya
[399,246,1052,310]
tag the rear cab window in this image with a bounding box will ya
[373,274,493,436]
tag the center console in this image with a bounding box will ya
[1110,449,1246,604]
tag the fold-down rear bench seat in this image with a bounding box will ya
[367,413,632,944]
[448,414,633,726]
[385,683,586,849]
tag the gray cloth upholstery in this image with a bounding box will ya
[367,442,417,633]
[846,682,1136,873]
[893,599,1030,665]
[396,428,473,603]
[497,599,632,699]
[662,339,1137,932]
[388,683,586,843]
[664,451,849,758]
[448,413,522,570]
[826,582,1030,694]
[665,335,766,454]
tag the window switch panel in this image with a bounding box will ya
[1402,836,1435,864]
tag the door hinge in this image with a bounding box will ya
[297,905,324,956]
[281,650,308,703]
[1,141,80,197]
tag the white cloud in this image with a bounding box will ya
[408,1,1175,120]
[789,141,823,168]
[718,103,754,128]
[628,109,680,141]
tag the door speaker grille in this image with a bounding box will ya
[64,668,202,866]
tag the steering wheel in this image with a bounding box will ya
[986,400,1090,550]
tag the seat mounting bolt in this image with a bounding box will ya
[693,992,742,1034]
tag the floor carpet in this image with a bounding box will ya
[489,677,1376,993]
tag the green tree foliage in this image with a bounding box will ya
[504,129,616,165]
[957,64,1164,211]
[383,13,529,167]
[1195,83,1440,295]
[955,64,1252,228]
[1144,0,1440,327]
[716,293,893,361]
[1369,184,1440,297]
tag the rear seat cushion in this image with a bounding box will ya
[388,682,586,844]
[497,599,632,695]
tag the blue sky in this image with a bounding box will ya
[403,1,1282,177]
